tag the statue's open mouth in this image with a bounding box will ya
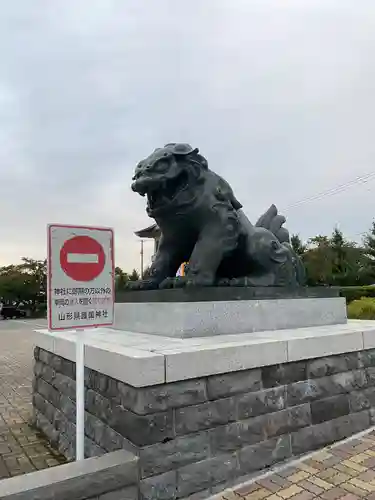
[146,171,189,210]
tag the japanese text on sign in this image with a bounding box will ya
[54,287,112,296]
[48,224,114,330]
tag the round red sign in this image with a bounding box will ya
[60,235,106,282]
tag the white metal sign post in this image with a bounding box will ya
[47,224,114,461]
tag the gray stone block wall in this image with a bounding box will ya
[32,347,375,500]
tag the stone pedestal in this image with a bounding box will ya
[30,287,375,499]
[31,314,375,500]
[114,287,346,338]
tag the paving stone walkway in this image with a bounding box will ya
[0,320,66,478]
[218,430,375,500]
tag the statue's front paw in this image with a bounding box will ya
[217,278,231,287]
[159,275,215,288]
[125,279,160,291]
[159,277,187,289]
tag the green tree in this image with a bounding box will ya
[0,265,28,305]
[308,235,331,247]
[302,235,333,286]
[363,220,375,282]
[20,258,47,307]
[128,269,140,281]
[143,266,151,278]
[115,267,129,290]
[330,227,347,285]
[329,228,372,286]
[290,234,306,256]
[0,258,47,314]
[302,228,372,286]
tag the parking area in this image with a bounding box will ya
[0,319,66,478]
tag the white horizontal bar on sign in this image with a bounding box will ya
[67,253,99,264]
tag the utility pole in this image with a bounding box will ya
[140,240,144,279]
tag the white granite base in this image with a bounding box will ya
[33,319,375,387]
[113,297,347,338]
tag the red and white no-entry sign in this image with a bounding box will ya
[47,224,114,331]
[60,235,106,282]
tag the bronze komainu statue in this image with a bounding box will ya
[130,143,305,289]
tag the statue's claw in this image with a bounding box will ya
[125,279,160,291]
[160,275,215,288]
[217,278,231,287]
[159,277,187,289]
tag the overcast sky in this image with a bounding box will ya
[1,0,375,272]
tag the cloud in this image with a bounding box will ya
[0,0,375,269]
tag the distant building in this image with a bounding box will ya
[135,224,161,260]
[135,224,187,275]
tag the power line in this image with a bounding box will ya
[286,171,375,210]
[287,171,375,209]
[282,171,375,243]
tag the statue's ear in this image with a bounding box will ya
[195,153,208,169]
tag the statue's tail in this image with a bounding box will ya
[255,205,306,285]
[255,204,290,243]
